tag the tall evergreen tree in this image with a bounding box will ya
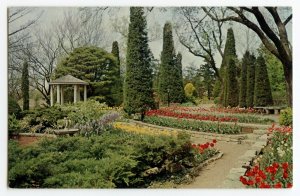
[21,61,29,110]
[239,51,250,108]
[199,63,216,99]
[226,58,239,107]
[124,7,155,119]
[246,54,256,107]
[254,55,273,106]
[158,22,184,103]
[111,41,123,105]
[219,28,237,106]
[172,53,185,103]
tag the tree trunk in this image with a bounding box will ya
[283,60,292,107]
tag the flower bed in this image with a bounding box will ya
[170,106,257,114]
[192,139,218,163]
[146,109,238,123]
[113,122,178,137]
[148,107,274,124]
[240,125,292,188]
[144,116,241,134]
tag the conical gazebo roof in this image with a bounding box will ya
[49,75,88,85]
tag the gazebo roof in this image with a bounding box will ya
[49,75,89,85]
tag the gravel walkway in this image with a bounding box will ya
[180,136,251,188]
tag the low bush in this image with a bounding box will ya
[22,106,66,132]
[144,116,241,134]
[8,129,210,188]
[20,100,121,133]
[279,107,292,126]
[75,112,120,136]
[60,100,113,126]
[8,98,22,119]
[8,114,21,135]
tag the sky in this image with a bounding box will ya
[9,6,292,71]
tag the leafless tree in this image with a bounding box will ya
[173,7,227,79]
[8,7,43,99]
[55,8,109,56]
[202,7,293,106]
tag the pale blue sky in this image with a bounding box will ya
[9,7,292,70]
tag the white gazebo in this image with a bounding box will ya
[49,75,89,106]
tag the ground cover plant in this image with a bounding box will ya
[240,125,292,188]
[8,129,217,188]
[144,116,241,134]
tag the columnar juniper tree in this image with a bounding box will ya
[21,61,29,110]
[172,52,185,103]
[220,28,237,107]
[254,55,273,106]
[159,22,184,104]
[239,51,250,108]
[226,58,239,107]
[124,7,155,120]
[246,54,256,107]
[111,41,123,106]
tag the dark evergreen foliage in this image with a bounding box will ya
[239,51,250,108]
[254,55,273,106]
[123,7,155,117]
[226,58,239,107]
[172,53,186,103]
[111,41,123,106]
[199,63,216,99]
[219,28,237,106]
[159,22,185,104]
[8,97,22,119]
[21,61,29,110]
[246,54,256,107]
[54,46,118,105]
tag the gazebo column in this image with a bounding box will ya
[77,86,80,102]
[60,85,64,105]
[74,84,78,103]
[84,85,87,102]
[50,85,54,106]
[57,85,61,105]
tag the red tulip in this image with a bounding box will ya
[274,182,282,188]
[239,176,248,185]
[287,183,292,188]
[282,162,289,170]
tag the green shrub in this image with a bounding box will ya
[21,100,115,132]
[8,98,22,119]
[279,107,292,126]
[61,100,111,125]
[8,114,21,135]
[8,129,198,188]
[24,106,66,131]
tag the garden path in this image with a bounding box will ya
[179,137,251,188]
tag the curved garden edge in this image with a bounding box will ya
[129,120,248,143]
[221,132,270,188]
[149,151,224,188]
